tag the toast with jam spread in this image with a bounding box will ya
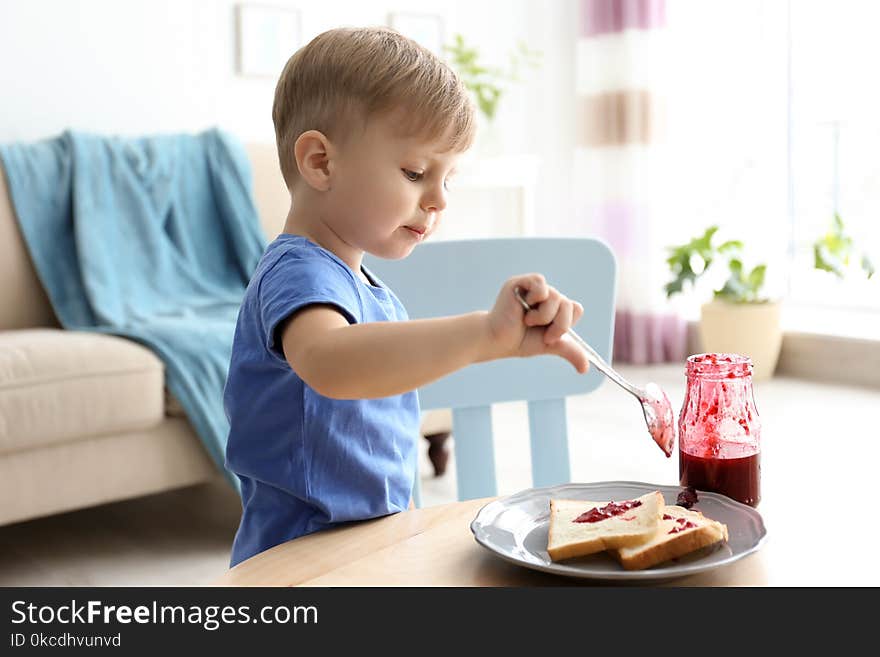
[547,491,665,562]
[609,504,729,570]
[547,491,729,569]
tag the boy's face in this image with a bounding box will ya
[325,112,462,260]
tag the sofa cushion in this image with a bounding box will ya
[0,329,164,454]
[0,416,216,526]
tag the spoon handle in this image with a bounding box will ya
[513,287,644,400]
[564,326,645,399]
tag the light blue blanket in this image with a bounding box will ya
[0,129,268,487]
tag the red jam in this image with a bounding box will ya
[678,353,761,507]
[573,500,643,523]
[676,486,699,509]
[668,517,697,534]
[680,451,761,507]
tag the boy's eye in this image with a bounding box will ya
[402,169,422,182]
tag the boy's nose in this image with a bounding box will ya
[421,185,447,213]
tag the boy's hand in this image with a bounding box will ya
[486,274,590,373]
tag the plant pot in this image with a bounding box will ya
[698,300,783,381]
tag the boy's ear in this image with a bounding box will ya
[294,130,334,191]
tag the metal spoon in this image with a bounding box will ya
[514,287,675,457]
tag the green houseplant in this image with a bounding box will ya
[812,212,875,280]
[664,226,782,380]
[443,33,541,156]
[443,33,542,122]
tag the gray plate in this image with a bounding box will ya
[470,481,768,582]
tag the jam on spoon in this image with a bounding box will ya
[512,287,676,457]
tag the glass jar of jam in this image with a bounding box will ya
[678,353,761,507]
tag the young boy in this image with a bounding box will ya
[224,26,589,567]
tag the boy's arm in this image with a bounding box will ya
[280,305,500,399]
[281,273,588,400]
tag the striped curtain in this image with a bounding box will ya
[575,0,686,364]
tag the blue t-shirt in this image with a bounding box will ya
[224,235,420,567]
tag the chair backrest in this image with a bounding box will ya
[364,237,617,504]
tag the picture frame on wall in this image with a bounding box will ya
[388,11,445,56]
[235,3,302,78]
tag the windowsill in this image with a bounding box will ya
[777,303,879,388]
[684,303,880,389]
[780,302,880,343]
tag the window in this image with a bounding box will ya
[663,0,878,326]
[788,0,880,312]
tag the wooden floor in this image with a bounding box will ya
[1,364,877,586]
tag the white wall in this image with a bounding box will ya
[0,0,576,234]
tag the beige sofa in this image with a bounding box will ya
[0,141,448,527]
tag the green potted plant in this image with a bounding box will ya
[664,226,782,380]
[812,212,875,280]
[443,33,541,154]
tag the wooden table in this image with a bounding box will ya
[214,496,778,586]
[214,372,880,587]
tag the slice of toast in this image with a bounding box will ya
[610,504,729,570]
[547,491,664,562]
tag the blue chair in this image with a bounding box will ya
[364,237,617,506]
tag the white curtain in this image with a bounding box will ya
[573,0,686,364]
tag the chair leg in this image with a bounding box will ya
[424,432,451,477]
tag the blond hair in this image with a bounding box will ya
[272,26,476,188]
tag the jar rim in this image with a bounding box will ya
[686,352,753,378]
